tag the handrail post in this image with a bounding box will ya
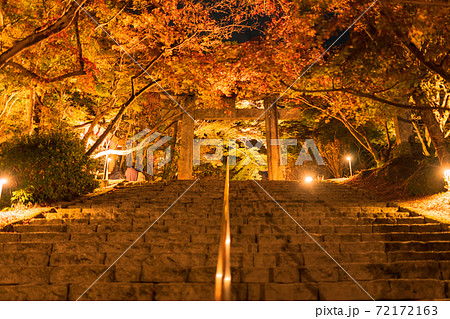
[215,156,231,301]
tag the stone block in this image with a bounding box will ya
[154,283,214,301]
[71,283,154,301]
[142,265,188,283]
[273,267,300,283]
[0,284,67,301]
[115,263,141,282]
[388,279,445,300]
[265,283,317,300]
[50,253,104,266]
[0,252,49,266]
[50,265,112,284]
[240,268,270,283]
[0,266,49,284]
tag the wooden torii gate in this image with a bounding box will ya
[174,96,302,180]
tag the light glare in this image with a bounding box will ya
[444,169,450,186]
[305,176,313,183]
[445,169,450,179]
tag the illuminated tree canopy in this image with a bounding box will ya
[0,0,448,175]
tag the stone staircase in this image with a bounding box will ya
[0,180,449,300]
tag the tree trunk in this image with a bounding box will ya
[167,121,178,180]
[82,113,103,147]
[336,115,382,166]
[27,85,35,134]
[412,120,431,156]
[86,102,128,156]
[420,109,450,167]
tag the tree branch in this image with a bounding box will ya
[288,85,450,111]
[5,62,86,83]
[3,12,86,83]
[86,80,161,156]
[131,51,164,96]
[0,0,88,68]
[130,31,198,96]
[391,0,450,6]
[379,9,449,82]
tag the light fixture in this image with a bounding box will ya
[444,169,450,190]
[106,158,112,181]
[0,178,7,201]
[103,157,112,181]
[346,156,353,177]
[304,176,313,183]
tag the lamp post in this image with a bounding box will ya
[104,158,112,181]
[346,156,353,177]
[0,179,7,201]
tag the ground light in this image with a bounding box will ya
[0,179,7,201]
[444,169,450,190]
[304,176,313,183]
[346,156,353,177]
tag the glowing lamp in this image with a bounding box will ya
[305,176,313,183]
[346,156,353,177]
[444,169,450,189]
[0,178,7,201]
[445,169,450,179]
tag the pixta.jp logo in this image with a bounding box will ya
[193,138,324,166]
[126,130,324,175]
[126,129,172,175]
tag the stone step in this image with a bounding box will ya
[254,279,448,300]
[0,252,50,266]
[69,283,155,301]
[386,241,450,252]
[321,232,450,242]
[238,224,448,233]
[0,265,114,285]
[7,221,448,237]
[0,180,447,301]
[387,251,450,262]
[0,285,68,301]
[2,247,447,269]
[28,218,90,225]
[0,265,447,301]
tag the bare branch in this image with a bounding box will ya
[287,84,450,111]
[391,0,450,6]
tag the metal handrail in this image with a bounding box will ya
[215,156,231,301]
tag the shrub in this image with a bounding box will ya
[0,129,98,203]
[405,163,446,196]
[11,188,34,206]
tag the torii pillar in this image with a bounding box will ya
[177,113,195,179]
[264,96,283,180]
